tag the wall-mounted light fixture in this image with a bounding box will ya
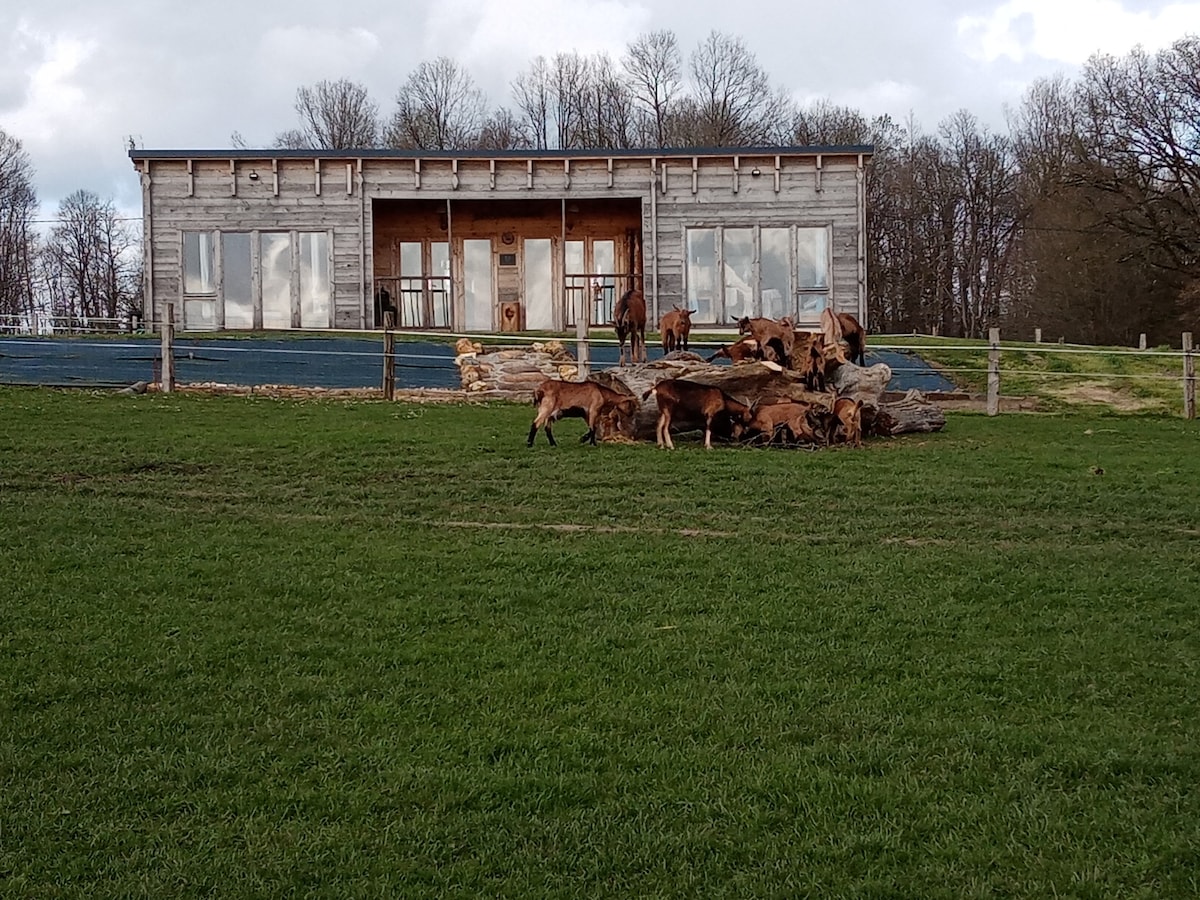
[750,167,762,177]
[248,169,260,181]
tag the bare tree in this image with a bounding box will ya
[1071,37,1200,326]
[682,31,793,146]
[42,190,140,320]
[623,30,683,146]
[512,56,552,150]
[274,79,381,149]
[387,57,487,150]
[475,108,531,151]
[0,129,38,319]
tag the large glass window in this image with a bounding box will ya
[761,228,790,320]
[524,238,554,331]
[684,225,832,324]
[796,227,830,321]
[222,233,254,329]
[686,229,717,323]
[261,233,293,329]
[299,232,330,328]
[398,240,423,327]
[430,242,450,328]
[464,239,492,331]
[592,239,616,324]
[722,228,754,322]
[183,232,214,294]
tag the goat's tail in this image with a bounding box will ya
[532,387,544,407]
[641,386,655,401]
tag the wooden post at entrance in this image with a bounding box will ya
[987,327,1001,417]
[382,311,396,400]
[1184,332,1195,420]
[1034,327,1042,343]
[1139,333,1147,351]
[160,302,175,393]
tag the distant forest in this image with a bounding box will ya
[2,29,1197,342]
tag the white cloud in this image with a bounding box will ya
[1,29,99,144]
[256,26,383,90]
[958,0,1200,65]
[425,0,652,94]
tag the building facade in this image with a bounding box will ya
[129,146,873,334]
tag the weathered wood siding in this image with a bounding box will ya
[138,150,867,331]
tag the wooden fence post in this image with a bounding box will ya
[382,311,395,401]
[987,327,1001,416]
[1184,332,1195,420]
[1034,327,1042,344]
[1139,333,1147,351]
[160,302,175,393]
[575,292,591,380]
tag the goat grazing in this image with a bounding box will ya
[659,306,693,353]
[744,400,820,445]
[613,288,647,366]
[528,380,638,447]
[643,379,752,450]
[737,316,795,367]
[811,397,864,447]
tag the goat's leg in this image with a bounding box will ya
[527,421,539,447]
[544,421,557,446]
[703,415,713,450]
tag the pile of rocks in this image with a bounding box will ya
[454,338,580,397]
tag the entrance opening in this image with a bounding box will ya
[372,197,641,331]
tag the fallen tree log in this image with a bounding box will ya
[593,355,944,443]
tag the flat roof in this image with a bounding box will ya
[129,144,874,162]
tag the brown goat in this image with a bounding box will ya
[707,337,761,364]
[836,313,868,366]
[833,397,864,447]
[659,306,693,353]
[744,400,820,445]
[528,380,638,447]
[800,333,848,392]
[811,397,864,447]
[613,288,647,366]
[737,316,795,367]
[643,379,752,450]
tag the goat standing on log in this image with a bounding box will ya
[737,316,795,367]
[528,380,638,447]
[836,313,868,366]
[643,379,752,450]
[659,306,693,354]
[613,288,647,366]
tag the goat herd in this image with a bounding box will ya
[528,288,870,451]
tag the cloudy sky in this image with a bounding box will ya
[2,0,1197,221]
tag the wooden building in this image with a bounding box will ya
[128,146,873,333]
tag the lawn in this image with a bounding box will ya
[877,335,1189,414]
[2,386,1199,898]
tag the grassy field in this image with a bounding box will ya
[3,386,1199,898]
[877,335,1189,415]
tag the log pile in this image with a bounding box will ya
[454,337,946,443]
[454,338,580,397]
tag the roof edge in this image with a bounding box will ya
[129,144,875,162]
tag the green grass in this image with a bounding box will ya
[3,387,1200,897]
[878,336,1188,414]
